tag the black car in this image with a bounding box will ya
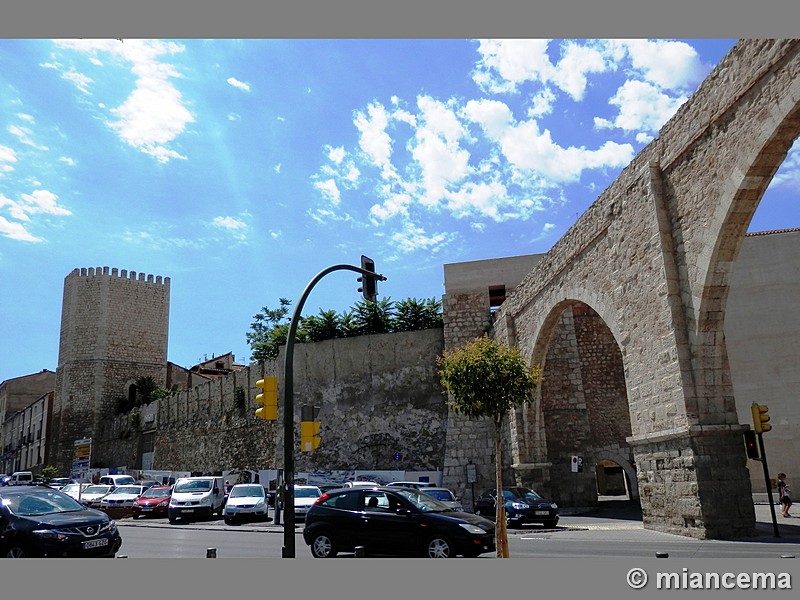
[302,486,496,558]
[474,487,559,528]
[0,485,122,558]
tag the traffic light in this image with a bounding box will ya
[255,376,278,421]
[743,430,759,459]
[357,255,378,302]
[751,403,771,434]
[300,405,321,452]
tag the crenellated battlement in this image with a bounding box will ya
[67,266,170,286]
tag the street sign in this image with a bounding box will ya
[571,455,584,473]
[466,462,477,484]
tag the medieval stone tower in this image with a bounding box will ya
[50,267,170,474]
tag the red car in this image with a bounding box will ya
[131,485,172,519]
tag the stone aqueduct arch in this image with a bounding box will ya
[443,39,800,539]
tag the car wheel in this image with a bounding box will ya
[425,535,454,558]
[542,519,558,529]
[224,517,233,525]
[168,515,178,524]
[310,532,337,558]
[3,543,36,558]
[462,550,482,558]
[505,514,519,528]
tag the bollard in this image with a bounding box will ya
[354,546,366,558]
[655,551,669,558]
[206,548,217,558]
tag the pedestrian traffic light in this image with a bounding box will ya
[357,255,378,302]
[255,376,278,421]
[751,403,771,434]
[300,405,321,452]
[743,430,759,460]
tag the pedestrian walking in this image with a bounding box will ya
[777,473,792,517]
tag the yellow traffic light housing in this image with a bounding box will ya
[300,405,321,452]
[300,421,321,452]
[255,376,278,421]
[751,403,771,434]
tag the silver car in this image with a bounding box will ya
[223,484,268,524]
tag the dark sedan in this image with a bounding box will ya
[302,486,495,558]
[474,487,559,528]
[0,485,122,557]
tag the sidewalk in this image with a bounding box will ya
[118,502,800,542]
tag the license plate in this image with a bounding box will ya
[142,507,153,511]
[83,538,109,549]
[534,511,550,515]
[182,509,194,513]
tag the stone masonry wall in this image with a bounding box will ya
[94,329,449,478]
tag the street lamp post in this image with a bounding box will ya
[280,260,386,558]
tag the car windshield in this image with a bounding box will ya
[230,485,264,498]
[84,485,112,495]
[424,489,454,501]
[110,486,142,495]
[142,487,171,498]
[2,490,85,516]
[294,487,321,499]
[110,477,136,485]
[174,480,212,493]
[61,484,82,493]
[518,488,543,501]
[393,489,451,512]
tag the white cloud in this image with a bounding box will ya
[0,144,17,173]
[315,179,341,205]
[6,189,72,221]
[53,39,194,164]
[62,69,93,94]
[605,80,687,134]
[0,215,42,242]
[389,221,456,254]
[354,102,397,181]
[227,77,251,92]
[0,189,71,242]
[274,163,282,174]
[327,146,346,164]
[211,215,249,241]
[8,125,48,151]
[619,39,705,91]
[58,156,76,166]
[464,98,633,183]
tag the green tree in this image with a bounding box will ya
[348,297,395,336]
[302,309,343,342]
[437,334,541,558]
[41,465,59,482]
[247,298,293,361]
[393,297,443,331]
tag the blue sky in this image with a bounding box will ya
[1,38,798,383]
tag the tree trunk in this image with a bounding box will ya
[494,417,510,558]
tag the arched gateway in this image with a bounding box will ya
[442,39,800,539]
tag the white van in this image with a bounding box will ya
[9,471,34,486]
[168,476,225,522]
